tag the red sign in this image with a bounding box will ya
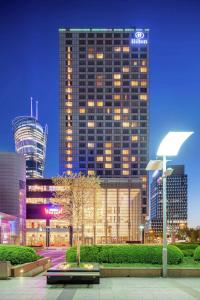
[44,207,63,215]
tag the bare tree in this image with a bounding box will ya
[53,173,101,265]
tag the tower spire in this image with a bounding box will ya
[30,97,33,117]
[36,100,38,120]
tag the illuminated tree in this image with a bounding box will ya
[53,173,101,265]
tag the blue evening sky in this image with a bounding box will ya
[0,0,200,226]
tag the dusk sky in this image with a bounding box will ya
[0,0,200,226]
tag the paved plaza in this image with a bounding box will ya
[0,276,200,300]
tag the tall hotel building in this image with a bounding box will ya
[13,101,48,179]
[151,165,188,237]
[59,28,149,243]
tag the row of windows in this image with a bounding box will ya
[66,39,146,46]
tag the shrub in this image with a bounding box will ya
[66,244,183,265]
[194,246,200,261]
[173,243,199,250]
[181,249,195,257]
[0,245,39,265]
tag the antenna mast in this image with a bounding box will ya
[30,97,33,117]
[36,101,38,120]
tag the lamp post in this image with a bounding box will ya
[139,225,145,244]
[146,131,193,277]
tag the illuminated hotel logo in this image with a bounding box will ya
[131,31,147,45]
[44,207,63,215]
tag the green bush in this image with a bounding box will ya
[173,243,199,250]
[194,246,200,261]
[0,245,39,265]
[66,245,183,265]
[181,249,195,257]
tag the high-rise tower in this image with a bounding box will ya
[13,99,48,178]
[59,28,149,231]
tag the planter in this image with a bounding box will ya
[46,263,100,284]
[11,257,51,277]
[100,267,161,277]
[0,261,11,279]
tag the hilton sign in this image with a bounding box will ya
[131,32,148,45]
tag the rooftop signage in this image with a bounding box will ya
[131,31,148,45]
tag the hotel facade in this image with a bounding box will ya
[58,28,150,243]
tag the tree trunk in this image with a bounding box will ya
[76,227,80,266]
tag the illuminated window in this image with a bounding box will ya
[113,94,120,100]
[131,156,136,162]
[67,94,72,100]
[105,163,112,169]
[141,81,147,87]
[88,48,94,53]
[66,136,72,141]
[66,108,72,113]
[88,54,94,59]
[67,74,71,80]
[105,143,112,148]
[123,122,129,128]
[67,67,72,73]
[96,53,104,59]
[66,164,72,169]
[88,143,94,148]
[97,101,103,107]
[122,156,129,162]
[114,80,121,87]
[123,163,129,168]
[88,101,94,107]
[122,170,129,175]
[131,122,138,128]
[123,47,130,52]
[122,149,129,155]
[133,61,138,66]
[106,108,111,113]
[139,94,148,101]
[88,170,95,175]
[140,67,147,73]
[105,156,112,162]
[123,108,129,114]
[141,60,146,66]
[141,176,147,183]
[67,143,72,148]
[67,157,72,162]
[66,170,72,175]
[96,156,103,162]
[66,88,72,93]
[114,115,121,121]
[122,67,129,73]
[105,149,112,155]
[114,47,121,52]
[66,150,72,155]
[113,74,121,80]
[131,135,138,141]
[113,109,120,114]
[88,121,95,128]
[79,108,86,114]
[131,80,138,87]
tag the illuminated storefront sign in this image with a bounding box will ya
[131,31,148,45]
[44,207,63,215]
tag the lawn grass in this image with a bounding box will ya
[101,257,200,269]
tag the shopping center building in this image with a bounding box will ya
[26,178,142,246]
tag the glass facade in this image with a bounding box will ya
[13,116,47,178]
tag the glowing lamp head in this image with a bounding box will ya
[156,131,193,157]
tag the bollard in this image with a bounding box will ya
[0,261,11,279]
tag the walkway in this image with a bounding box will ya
[38,248,66,267]
[1,277,200,300]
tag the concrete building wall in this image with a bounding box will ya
[0,152,26,244]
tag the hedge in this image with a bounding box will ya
[0,245,40,265]
[66,245,183,265]
[181,249,195,257]
[194,246,200,261]
[172,243,200,250]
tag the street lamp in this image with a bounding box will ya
[139,225,145,244]
[146,131,193,277]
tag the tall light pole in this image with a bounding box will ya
[147,131,193,277]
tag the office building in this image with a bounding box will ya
[13,99,48,178]
[0,152,26,244]
[150,165,188,237]
[59,28,150,238]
